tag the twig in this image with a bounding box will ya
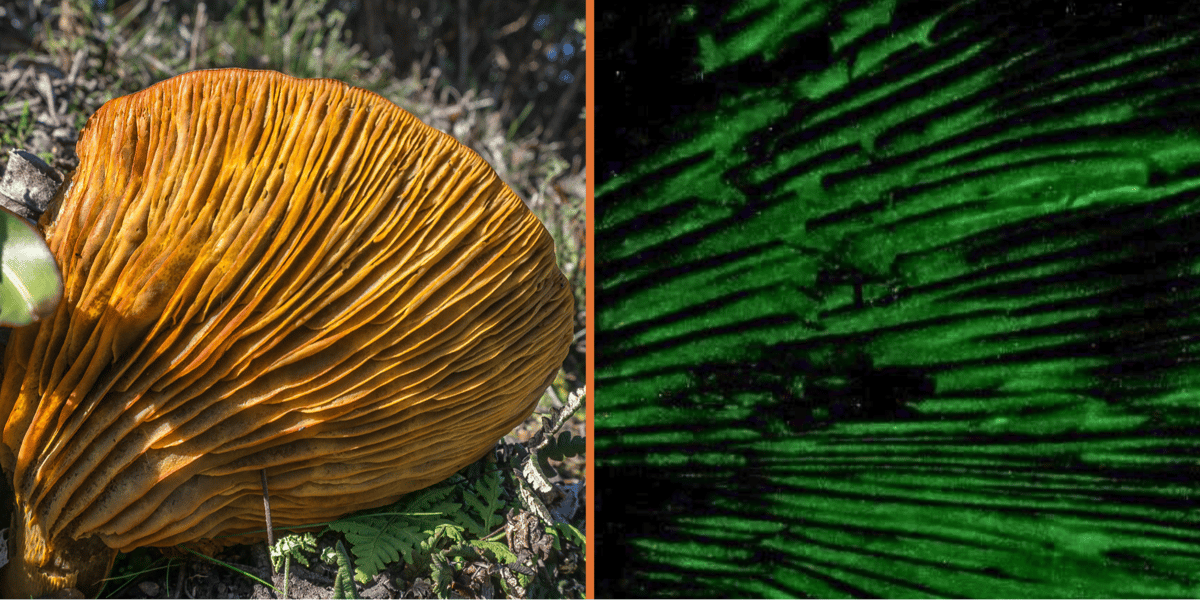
[66,47,85,88]
[496,11,531,38]
[188,1,206,72]
[34,72,58,125]
[536,386,585,452]
[172,560,186,599]
[261,469,275,548]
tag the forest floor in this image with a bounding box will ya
[0,1,586,597]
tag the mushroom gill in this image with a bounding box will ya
[0,68,574,598]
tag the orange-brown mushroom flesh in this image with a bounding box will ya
[0,68,573,597]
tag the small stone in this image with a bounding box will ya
[137,581,159,596]
[550,481,582,522]
[0,149,62,221]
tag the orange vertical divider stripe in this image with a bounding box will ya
[584,0,595,595]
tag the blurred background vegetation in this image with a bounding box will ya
[2,0,584,160]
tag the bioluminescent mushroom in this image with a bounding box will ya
[597,0,1200,597]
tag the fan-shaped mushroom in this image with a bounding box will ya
[0,68,574,598]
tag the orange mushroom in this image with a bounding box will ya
[0,68,574,597]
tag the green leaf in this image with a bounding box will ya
[542,431,586,461]
[431,522,466,546]
[327,518,404,584]
[322,541,359,600]
[0,206,61,326]
[270,532,317,570]
[553,522,585,550]
[459,469,505,537]
[429,553,454,599]
[471,540,519,565]
[326,476,470,584]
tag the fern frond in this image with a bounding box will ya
[471,540,519,565]
[327,517,410,583]
[270,532,317,570]
[403,478,461,513]
[318,437,581,596]
[325,473,479,584]
[416,522,466,563]
[322,541,359,600]
[459,469,506,537]
[543,431,586,462]
[553,522,585,551]
[537,430,586,479]
[430,553,454,598]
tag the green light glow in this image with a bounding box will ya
[598,0,1200,597]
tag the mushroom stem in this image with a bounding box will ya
[1,504,116,598]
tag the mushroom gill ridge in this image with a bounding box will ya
[0,68,573,598]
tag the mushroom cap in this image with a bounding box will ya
[0,68,573,594]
